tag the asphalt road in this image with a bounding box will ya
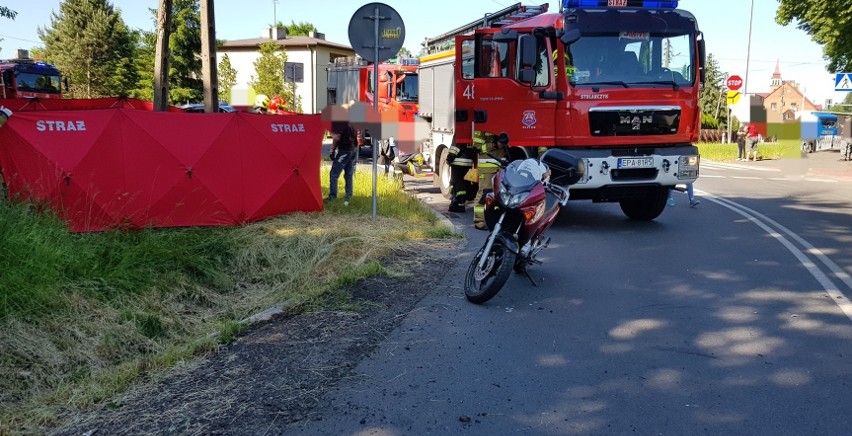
[296,151,852,435]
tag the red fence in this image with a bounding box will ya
[0,98,323,232]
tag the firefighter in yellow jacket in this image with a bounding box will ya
[446,142,476,213]
[473,130,509,230]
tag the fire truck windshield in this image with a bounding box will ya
[396,74,419,103]
[15,72,62,94]
[565,32,694,88]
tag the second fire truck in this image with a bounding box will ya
[0,50,63,99]
[418,0,704,220]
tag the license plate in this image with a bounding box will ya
[617,157,654,169]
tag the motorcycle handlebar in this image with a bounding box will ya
[545,182,570,206]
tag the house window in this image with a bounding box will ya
[771,102,777,111]
[791,103,798,111]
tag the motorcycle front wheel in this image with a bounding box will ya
[464,238,516,304]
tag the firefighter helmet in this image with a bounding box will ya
[255,94,270,109]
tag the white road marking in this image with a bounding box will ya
[697,191,852,323]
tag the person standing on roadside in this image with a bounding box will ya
[326,119,358,206]
[736,124,747,161]
[746,123,760,161]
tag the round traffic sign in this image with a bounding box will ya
[348,3,406,63]
[726,75,743,91]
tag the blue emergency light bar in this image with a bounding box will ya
[563,0,678,8]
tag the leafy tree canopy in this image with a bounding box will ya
[217,53,237,104]
[699,53,731,129]
[1,6,17,19]
[282,21,316,37]
[38,0,136,98]
[776,0,852,73]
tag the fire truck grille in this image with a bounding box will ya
[589,109,680,137]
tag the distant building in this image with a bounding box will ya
[759,60,820,123]
[218,27,355,113]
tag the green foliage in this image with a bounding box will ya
[397,47,413,59]
[166,0,202,104]
[1,6,17,20]
[284,20,317,37]
[828,93,852,112]
[217,53,237,103]
[128,30,156,101]
[0,166,452,432]
[700,113,719,129]
[699,53,731,129]
[128,1,203,104]
[38,0,137,98]
[249,41,288,98]
[776,0,852,74]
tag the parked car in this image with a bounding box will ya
[179,101,236,113]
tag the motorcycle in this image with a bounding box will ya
[464,148,585,304]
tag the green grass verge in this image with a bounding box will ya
[0,166,455,434]
[697,140,802,162]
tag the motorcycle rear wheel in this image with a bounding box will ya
[465,238,516,304]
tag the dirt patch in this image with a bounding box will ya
[51,241,462,436]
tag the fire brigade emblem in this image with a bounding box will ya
[522,110,537,128]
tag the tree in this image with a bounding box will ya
[776,0,852,73]
[165,0,202,104]
[38,0,136,98]
[249,42,287,97]
[699,53,730,129]
[129,0,203,104]
[283,21,316,37]
[827,92,852,112]
[397,47,413,59]
[217,53,237,103]
[1,6,17,19]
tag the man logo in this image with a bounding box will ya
[620,115,653,131]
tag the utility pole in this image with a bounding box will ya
[273,0,279,27]
[744,0,754,97]
[200,0,219,112]
[153,0,173,111]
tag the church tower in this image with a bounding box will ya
[770,59,782,89]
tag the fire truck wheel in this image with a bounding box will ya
[438,150,452,199]
[619,186,668,221]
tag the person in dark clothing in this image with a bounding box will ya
[446,143,477,213]
[327,120,358,206]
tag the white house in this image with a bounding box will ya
[218,27,355,113]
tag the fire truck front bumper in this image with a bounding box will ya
[556,145,699,190]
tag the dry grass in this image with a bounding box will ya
[0,167,457,434]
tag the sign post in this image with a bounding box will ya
[725,75,743,144]
[348,3,405,220]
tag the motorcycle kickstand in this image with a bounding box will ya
[520,265,538,287]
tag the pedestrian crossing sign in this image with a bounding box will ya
[836,73,852,91]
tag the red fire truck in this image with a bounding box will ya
[327,57,420,152]
[419,0,704,220]
[0,51,64,99]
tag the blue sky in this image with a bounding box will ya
[1,0,848,118]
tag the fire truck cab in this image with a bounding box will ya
[421,0,705,220]
[0,50,63,99]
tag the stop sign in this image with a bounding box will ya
[727,75,743,91]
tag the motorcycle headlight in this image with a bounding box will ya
[499,183,530,208]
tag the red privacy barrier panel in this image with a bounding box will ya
[0,107,323,232]
[0,96,184,112]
